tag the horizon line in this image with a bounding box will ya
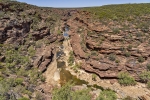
[16,1,149,8]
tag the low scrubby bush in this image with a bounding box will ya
[139,71,150,83]
[96,89,117,100]
[147,64,150,71]
[108,54,116,61]
[138,56,145,63]
[118,72,136,86]
[68,51,74,66]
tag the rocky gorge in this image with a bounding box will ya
[0,0,150,100]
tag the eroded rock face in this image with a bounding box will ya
[82,60,119,78]
[64,9,150,81]
[70,33,86,59]
[0,19,31,44]
[33,45,54,72]
[31,27,50,40]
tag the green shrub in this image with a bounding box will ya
[0,96,6,100]
[52,82,91,100]
[91,51,98,56]
[109,54,116,61]
[15,78,23,85]
[92,74,97,81]
[122,96,135,100]
[17,68,29,77]
[68,51,74,66]
[138,22,149,32]
[136,32,143,37]
[35,92,45,100]
[22,89,32,96]
[18,97,29,100]
[28,45,35,57]
[124,52,131,57]
[44,39,50,45]
[57,30,61,35]
[120,46,126,51]
[72,63,81,73]
[0,76,3,81]
[100,37,105,41]
[147,64,150,70]
[35,40,43,48]
[87,31,93,36]
[40,75,46,82]
[96,89,117,100]
[71,89,91,100]
[147,81,150,88]
[139,71,150,83]
[115,59,120,63]
[28,68,40,85]
[112,28,120,34]
[127,45,132,50]
[52,82,72,100]
[0,11,4,18]
[138,56,145,63]
[118,72,136,86]
[0,79,10,97]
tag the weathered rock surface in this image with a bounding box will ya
[64,9,150,81]
[33,45,54,72]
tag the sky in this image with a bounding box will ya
[17,0,150,8]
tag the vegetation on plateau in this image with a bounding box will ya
[84,3,150,20]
